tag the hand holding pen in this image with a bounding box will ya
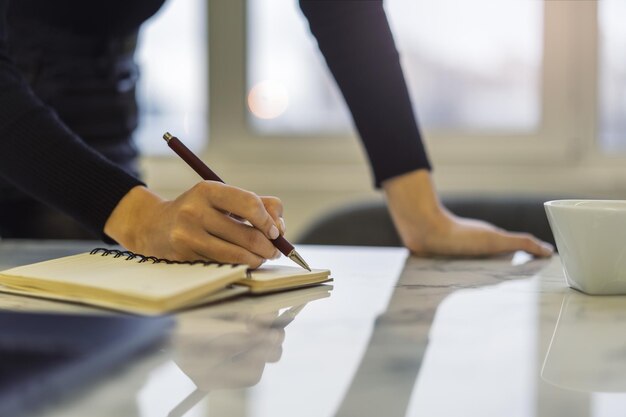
[103,140,306,269]
[163,132,310,270]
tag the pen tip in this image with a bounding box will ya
[289,251,311,271]
[163,132,173,142]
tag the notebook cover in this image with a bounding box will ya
[0,311,174,416]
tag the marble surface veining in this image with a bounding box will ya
[1,241,626,417]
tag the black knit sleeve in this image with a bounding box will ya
[299,0,431,187]
[0,1,143,239]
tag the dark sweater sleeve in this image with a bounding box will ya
[299,0,431,187]
[0,1,143,239]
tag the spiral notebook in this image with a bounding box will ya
[0,249,331,315]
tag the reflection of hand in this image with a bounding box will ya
[173,287,330,392]
[383,169,554,257]
[175,313,286,390]
[104,184,285,268]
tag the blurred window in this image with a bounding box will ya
[135,0,207,155]
[246,0,543,135]
[599,0,626,153]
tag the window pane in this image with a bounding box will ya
[247,0,543,135]
[135,0,207,155]
[599,0,626,152]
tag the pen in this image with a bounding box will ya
[163,132,311,271]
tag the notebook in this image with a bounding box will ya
[0,311,173,417]
[0,248,331,315]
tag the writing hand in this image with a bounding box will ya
[104,183,286,267]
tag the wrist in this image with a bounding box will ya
[382,169,449,249]
[104,186,165,250]
[382,169,444,221]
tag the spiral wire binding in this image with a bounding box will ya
[89,248,240,268]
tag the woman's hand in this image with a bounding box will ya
[104,183,285,268]
[383,170,554,257]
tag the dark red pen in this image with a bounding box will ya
[163,132,311,271]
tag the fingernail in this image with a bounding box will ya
[541,242,554,256]
[279,218,286,234]
[269,225,279,240]
[272,249,281,260]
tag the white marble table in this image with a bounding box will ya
[1,240,625,417]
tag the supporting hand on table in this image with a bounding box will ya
[383,170,554,258]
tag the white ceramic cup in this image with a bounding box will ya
[544,200,626,295]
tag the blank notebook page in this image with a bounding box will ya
[0,253,247,301]
[244,265,331,292]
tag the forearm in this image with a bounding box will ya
[299,0,431,187]
[0,63,142,239]
[0,101,143,236]
[382,169,446,250]
[300,1,553,258]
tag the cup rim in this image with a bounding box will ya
[544,199,626,211]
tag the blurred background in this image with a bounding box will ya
[133,0,626,240]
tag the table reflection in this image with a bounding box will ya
[334,254,550,417]
[542,292,626,393]
[167,285,332,416]
[12,241,626,416]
